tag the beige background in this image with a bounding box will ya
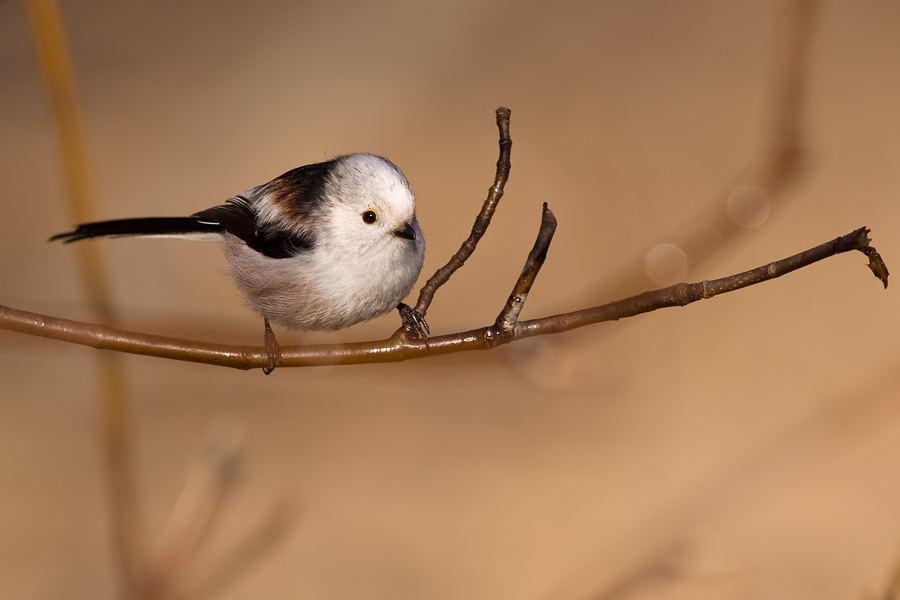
[2,1,900,598]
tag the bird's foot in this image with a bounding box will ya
[262,318,283,375]
[397,303,429,339]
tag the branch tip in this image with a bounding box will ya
[541,202,557,230]
[846,227,889,288]
[865,247,890,289]
[495,202,558,331]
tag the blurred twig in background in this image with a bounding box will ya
[143,426,243,599]
[546,350,900,600]
[22,0,146,594]
[22,3,292,598]
[510,0,819,389]
[142,425,295,600]
[179,496,294,600]
[873,548,900,600]
[593,0,817,301]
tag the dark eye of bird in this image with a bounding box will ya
[362,210,378,224]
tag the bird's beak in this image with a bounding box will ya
[393,221,417,240]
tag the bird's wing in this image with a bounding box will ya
[193,195,315,259]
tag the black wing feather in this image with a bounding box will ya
[194,196,315,259]
[49,217,222,243]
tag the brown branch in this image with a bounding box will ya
[2,105,888,371]
[520,227,887,338]
[0,225,887,370]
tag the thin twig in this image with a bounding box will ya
[520,227,887,338]
[493,203,557,337]
[0,226,887,370]
[411,106,512,317]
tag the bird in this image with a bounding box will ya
[51,153,427,373]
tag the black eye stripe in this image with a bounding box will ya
[362,210,378,224]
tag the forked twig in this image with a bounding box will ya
[136,425,294,600]
[179,498,294,599]
[143,427,243,599]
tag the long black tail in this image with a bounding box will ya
[50,217,223,243]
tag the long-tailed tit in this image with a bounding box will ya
[51,153,427,373]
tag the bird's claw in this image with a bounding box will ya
[262,318,282,375]
[397,303,429,339]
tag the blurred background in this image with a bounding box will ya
[1,0,899,598]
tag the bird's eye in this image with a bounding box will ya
[362,210,378,224]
